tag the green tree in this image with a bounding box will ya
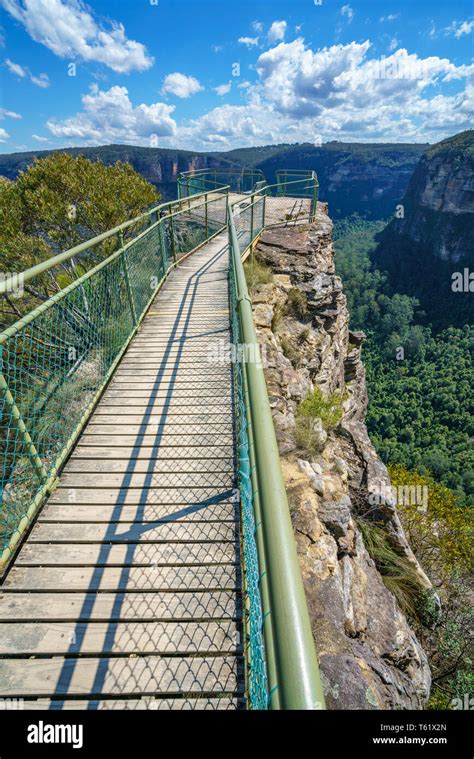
[0,153,159,329]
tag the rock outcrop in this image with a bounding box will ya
[251,207,432,709]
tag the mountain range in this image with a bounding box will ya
[0,140,428,220]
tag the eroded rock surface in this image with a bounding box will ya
[252,205,431,709]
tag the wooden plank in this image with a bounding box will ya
[45,486,237,505]
[130,322,229,331]
[63,457,234,473]
[56,472,234,490]
[87,414,231,427]
[0,591,241,621]
[108,378,231,387]
[126,345,229,354]
[97,401,232,411]
[2,565,238,592]
[97,382,230,392]
[78,434,233,447]
[83,424,232,437]
[0,621,240,656]
[21,697,243,710]
[116,363,230,371]
[69,445,234,459]
[0,655,240,697]
[38,504,237,524]
[28,521,238,544]
[15,542,238,567]
[102,389,233,399]
[58,470,234,489]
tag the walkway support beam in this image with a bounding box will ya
[229,213,326,711]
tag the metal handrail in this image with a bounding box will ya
[178,168,266,198]
[0,186,229,296]
[228,195,325,710]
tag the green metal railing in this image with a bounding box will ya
[178,168,266,199]
[0,189,228,570]
[0,170,324,710]
[228,191,325,710]
[178,168,319,227]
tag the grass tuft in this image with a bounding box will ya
[243,256,272,293]
[357,518,425,621]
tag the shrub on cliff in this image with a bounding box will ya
[389,465,473,710]
[389,465,472,583]
[295,387,345,453]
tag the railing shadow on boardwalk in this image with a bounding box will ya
[52,240,245,710]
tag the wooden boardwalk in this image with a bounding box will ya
[0,231,246,710]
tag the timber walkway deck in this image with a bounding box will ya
[0,231,245,710]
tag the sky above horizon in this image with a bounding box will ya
[0,0,473,154]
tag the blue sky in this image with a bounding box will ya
[0,0,473,153]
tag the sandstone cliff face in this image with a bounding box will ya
[251,208,432,709]
[374,130,474,330]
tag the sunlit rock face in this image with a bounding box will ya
[251,207,431,710]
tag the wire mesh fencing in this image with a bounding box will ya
[228,256,268,710]
[0,194,228,565]
[231,195,265,256]
[178,169,265,199]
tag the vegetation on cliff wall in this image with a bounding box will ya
[389,465,472,709]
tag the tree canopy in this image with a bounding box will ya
[0,153,159,329]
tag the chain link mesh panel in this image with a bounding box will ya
[0,202,220,557]
[231,196,265,257]
[228,257,268,710]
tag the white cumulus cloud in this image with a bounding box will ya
[30,72,49,88]
[0,107,21,119]
[0,127,10,141]
[5,57,27,77]
[1,0,153,73]
[268,21,287,43]
[161,72,203,99]
[445,19,474,38]
[341,5,354,22]
[46,84,176,144]
[35,36,474,151]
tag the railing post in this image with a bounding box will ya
[205,193,209,239]
[169,213,178,265]
[250,198,254,245]
[0,368,48,487]
[157,217,168,278]
[118,232,138,325]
